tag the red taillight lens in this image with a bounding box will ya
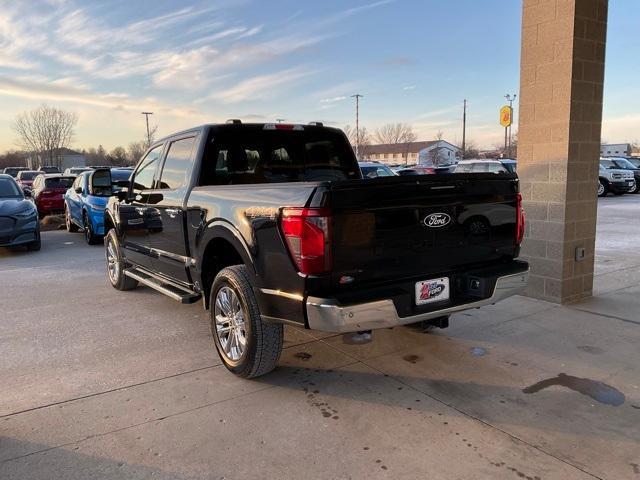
[280,208,332,275]
[516,193,525,245]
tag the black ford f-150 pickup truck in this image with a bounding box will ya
[99,121,528,378]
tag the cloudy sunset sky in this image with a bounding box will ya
[0,0,638,152]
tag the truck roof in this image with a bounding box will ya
[156,121,341,144]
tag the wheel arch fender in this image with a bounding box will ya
[197,221,257,310]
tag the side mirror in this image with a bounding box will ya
[23,188,32,198]
[90,168,113,196]
[75,186,83,194]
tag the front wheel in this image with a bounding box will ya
[27,228,41,251]
[210,265,283,378]
[65,205,79,232]
[597,180,608,197]
[105,229,138,291]
[629,180,639,194]
[83,212,101,245]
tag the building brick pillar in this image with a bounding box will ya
[518,0,608,303]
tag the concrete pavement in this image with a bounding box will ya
[1,196,639,479]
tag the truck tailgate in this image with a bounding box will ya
[327,174,520,286]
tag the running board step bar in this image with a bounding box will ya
[124,268,201,304]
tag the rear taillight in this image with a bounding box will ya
[516,193,525,245]
[280,208,332,275]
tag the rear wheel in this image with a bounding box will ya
[65,205,79,232]
[597,180,608,197]
[105,229,138,291]
[83,212,101,245]
[210,265,283,378]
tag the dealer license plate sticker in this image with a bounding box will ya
[415,277,450,305]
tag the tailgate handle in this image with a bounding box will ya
[430,185,456,190]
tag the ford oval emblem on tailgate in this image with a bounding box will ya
[423,212,451,228]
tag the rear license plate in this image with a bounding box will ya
[415,277,450,305]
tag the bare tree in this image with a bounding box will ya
[13,105,77,168]
[127,141,147,165]
[374,123,417,164]
[462,140,480,159]
[374,123,417,145]
[343,125,371,152]
[146,125,158,149]
[109,146,128,166]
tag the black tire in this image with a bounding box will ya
[27,228,41,251]
[597,179,608,197]
[210,265,283,378]
[105,229,138,291]
[83,211,101,245]
[65,205,79,232]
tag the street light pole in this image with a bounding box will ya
[351,94,363,159]
[504,94,516,157]
[141,112,153,147]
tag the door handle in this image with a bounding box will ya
[165,208,181,218]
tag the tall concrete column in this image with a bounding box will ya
[518,0,608,303]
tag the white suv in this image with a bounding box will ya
[599,159,635,197]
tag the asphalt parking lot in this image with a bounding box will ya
[1,195,639,480]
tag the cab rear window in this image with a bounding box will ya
[200,128,360,185]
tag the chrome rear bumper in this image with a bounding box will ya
[306,270,528,333]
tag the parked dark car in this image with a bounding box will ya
[3,166,29,178]
[358,161,397,178]
[0,174,40,250]
[39,166,61,174]
[500,159,517,173]
[31,174,75,217]
[606,157,640,194]
[15,170,42,191]
[101,122,528,378]
[396,164,455,175]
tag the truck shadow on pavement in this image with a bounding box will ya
[0,437,199,480]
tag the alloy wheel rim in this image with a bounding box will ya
[598,182,604,195]
[214,286,247,362]
[106,238,119,283]
[84,216,91,241]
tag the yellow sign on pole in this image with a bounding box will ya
[500,105,513,127]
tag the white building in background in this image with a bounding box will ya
[417,140,461,165]
[28,147,87,169]
[601,143,632,157]
[360,140,461,166]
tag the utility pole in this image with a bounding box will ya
[351,94,363,159]
[504,94,516,158]
[141,112,153,147]
[462,99,467,158]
